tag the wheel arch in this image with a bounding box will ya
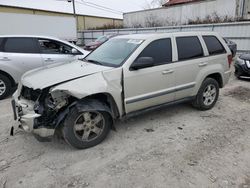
[0,70,16,87]
[55,92,119,131]
[205,72,223,88]
[83,92,120,119]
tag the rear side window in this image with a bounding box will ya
[137,38,172,65]
[176,36,204,61]
[203,36,226,55]
[4,38,39,53]
[0,38,3,51]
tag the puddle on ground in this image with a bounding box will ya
[224,86,250,102]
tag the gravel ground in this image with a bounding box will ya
[0,76,250,188]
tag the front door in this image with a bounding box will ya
[123,38,176,113]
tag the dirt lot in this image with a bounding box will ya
[0,76,250,188]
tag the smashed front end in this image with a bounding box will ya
[11,85,71,141]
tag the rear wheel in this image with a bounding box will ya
[192,78,219,111]
[63,103,112,149]
[0,74,12,100]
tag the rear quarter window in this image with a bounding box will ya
[3,38,39,54]
[203,36,226,55]
[176,36,204,61]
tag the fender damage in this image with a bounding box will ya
[11,66,123,141]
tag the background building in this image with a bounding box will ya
[0,3,123,31]
[124,0,250,28]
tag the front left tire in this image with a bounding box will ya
[63,102,112,149]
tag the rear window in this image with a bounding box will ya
[176,36,204,61]
[203,36,226,55]
[137,38,172,65]
[3,38,39,54]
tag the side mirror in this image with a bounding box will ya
[130,57,154,70]
[71,48,79,55]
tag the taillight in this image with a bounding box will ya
[227,54,233,68]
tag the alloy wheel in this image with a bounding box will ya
[0,80,6,96]
[203,84,217,106]
[73,111,105,142]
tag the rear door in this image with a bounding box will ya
[0,37,43,80]
[173,36,206,100]
[38,38,80,65]
[124,38,176,113]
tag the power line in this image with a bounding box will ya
[76,0,123,15]
[54,0,123,16]
[80,0,123,14]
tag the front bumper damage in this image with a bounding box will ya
[11,92,55,141]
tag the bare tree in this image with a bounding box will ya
[151,0,167,7]
[143,0,166,9]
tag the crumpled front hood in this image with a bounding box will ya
[21,60,113,89]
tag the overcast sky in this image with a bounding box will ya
[0,0,154,19]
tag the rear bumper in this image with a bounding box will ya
[11,94,55,141]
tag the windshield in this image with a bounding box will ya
[96,36,108,42]
[86,38,144,67]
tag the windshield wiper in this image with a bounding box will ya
[87,59,103,65]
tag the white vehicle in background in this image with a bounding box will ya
[0,35,90,99]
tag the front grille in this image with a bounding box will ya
[21,86,42,101]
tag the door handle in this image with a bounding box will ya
[45,58,54,62]
[199,62,208,67]
[162,70,174,75]
[0,57,11,61]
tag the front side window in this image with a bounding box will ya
[176,36,204,61]
[86,38,143,67]
[4,38,39,53]
[38,39,78,54]
[136,38,172,65]
[203,36,226,55]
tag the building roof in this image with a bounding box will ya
[163,0,198,6]
[0,0,123,19]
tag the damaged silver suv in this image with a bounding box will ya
[12,32,232,149]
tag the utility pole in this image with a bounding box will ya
[71,0,76,17]
[67,0,78,36]
[242,0,246,19]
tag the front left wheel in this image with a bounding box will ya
[63,104,112,149]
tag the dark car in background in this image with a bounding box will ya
[84,34,120,51]
[235,53,250,78]
[224,38,237,57]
